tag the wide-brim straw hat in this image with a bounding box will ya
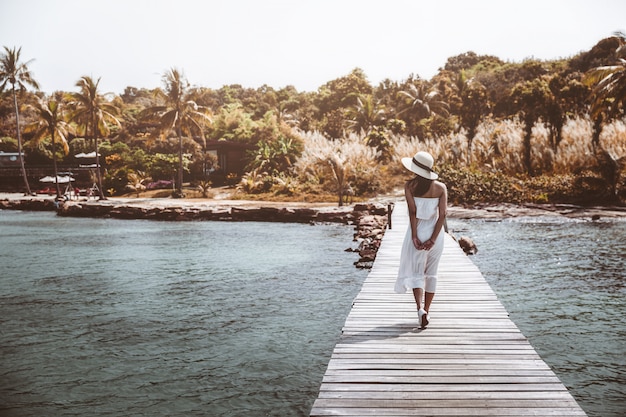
[401,151,438,180]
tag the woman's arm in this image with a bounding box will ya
[429,182,448,244]
[405,181,421,250]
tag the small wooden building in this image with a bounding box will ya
[205,140,256,176]
[0,152,23,168]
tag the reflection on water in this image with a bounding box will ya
[0,211,367,417]
[448,217,626,417]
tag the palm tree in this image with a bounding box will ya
[345,95,386,135]
[398,82,450,120]
[327,153,350,207]
[583,32,626,200]
[0,46,40,195]
[140,68,211,197]
[398,81,450,139]
[459,79,488,163]
[509,78,553,176]
[584,32,626,147]
[24,95,73,198]
[249,134,301,176]
[127,170,149,197]
[67,76,120,199]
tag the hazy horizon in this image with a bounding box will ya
[1,0,625,95]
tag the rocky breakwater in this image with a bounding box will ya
[0,196,392,269]
[52,199,389,222]
[349,203,392,269]
[0,197,58,211]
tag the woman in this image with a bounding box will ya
[394,151,447,329]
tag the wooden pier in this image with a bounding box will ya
[310,203,587,416]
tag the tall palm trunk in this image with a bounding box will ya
[592,114,603,149]
[92,114,105,200]
[176,127,184,197]
[328,158,346,207]
[12,86,31,195]
[467,124,476,164]
[523,116,534,176]
[94,138,105,199]
[51,133,61,198]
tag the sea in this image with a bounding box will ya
[0,210,624,417]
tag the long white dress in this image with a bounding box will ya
[394,197,444,294]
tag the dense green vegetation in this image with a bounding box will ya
[1,34,625,206]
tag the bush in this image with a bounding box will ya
[438,165,524,205]
[438,165,621,206]
[525,174,579,203]
[0,137,18,152]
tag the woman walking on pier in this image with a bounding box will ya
[394,151,447,329]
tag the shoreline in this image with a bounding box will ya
[1,193,624,220]
[0,193,392,269]
[2,193,623,268]
[445,202,626,220]
[0,193,384,223]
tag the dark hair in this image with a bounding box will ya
[408,175,433,197]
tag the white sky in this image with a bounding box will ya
[1,0,625,95]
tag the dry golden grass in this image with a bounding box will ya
[385,116,625,176]
[228,116,625,204]
[294,131,380,193]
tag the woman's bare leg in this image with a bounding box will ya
[412,288,423,310]
[424,291,435,313]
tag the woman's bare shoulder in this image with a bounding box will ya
[427,180,446,197]
[434,180,447,192]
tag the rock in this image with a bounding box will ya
[0,198,57,211]
[350,205,391,269]
[458,236,478,255]
[354,260,374,269]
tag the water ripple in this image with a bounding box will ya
[449,218,626,417]
[0,211,366,417]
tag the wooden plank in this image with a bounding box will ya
[321,375,563,384]
[317,391,576,400]
[316,383,570,392]
[309,203,587,417]
[311,405,586,417]
[312,399,584,409]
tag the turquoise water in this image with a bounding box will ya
[1,210,624,417]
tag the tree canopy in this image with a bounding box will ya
[1,34,625,204]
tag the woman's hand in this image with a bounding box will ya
[414,238,434,251]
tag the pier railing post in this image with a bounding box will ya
[387,203,393,229]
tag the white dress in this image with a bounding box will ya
[394,197,444,294]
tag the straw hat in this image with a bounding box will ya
[401,151,438,180]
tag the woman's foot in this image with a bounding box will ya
[418,309,429,328]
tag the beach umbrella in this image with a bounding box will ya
[39,175,74,184]
[75,151,99,158]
